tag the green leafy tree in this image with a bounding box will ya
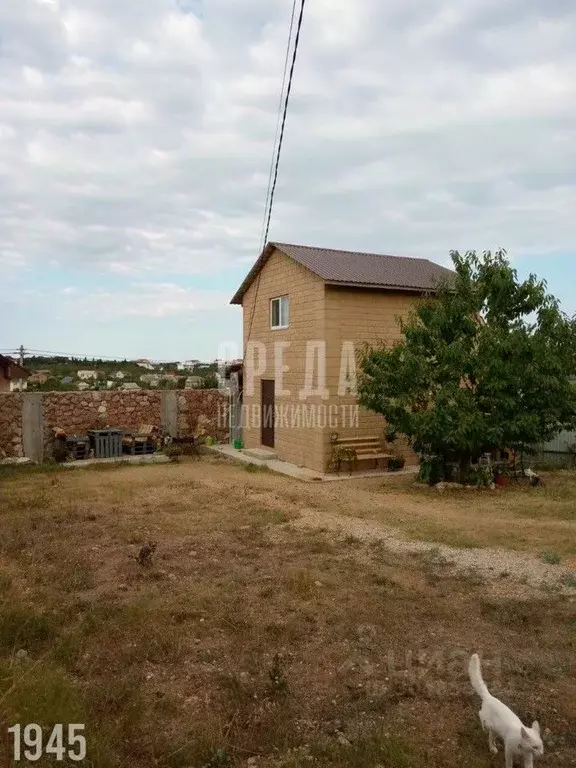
[201,373,219,389]
[357,249,576,482]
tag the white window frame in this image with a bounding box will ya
[270,295,289,330]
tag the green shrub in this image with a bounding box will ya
[466,464,495,487]
[385,427,398,443]
[388,455,406,471]
[541,552,562,565]
[418,455,444,485]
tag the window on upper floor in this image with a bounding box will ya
[270,295,289,330]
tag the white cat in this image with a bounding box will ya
[469,654,544,767]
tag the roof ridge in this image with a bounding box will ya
[230,242,454,304]
[272,241,435,264]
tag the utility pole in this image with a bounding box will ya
[18,344,25,366]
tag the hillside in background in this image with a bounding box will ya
[24,357,219,391]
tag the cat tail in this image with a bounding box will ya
[468,654,490,699]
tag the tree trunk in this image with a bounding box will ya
[459,454,471,484]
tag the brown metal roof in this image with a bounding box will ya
[230,242,454,304]
[0,355,30,379]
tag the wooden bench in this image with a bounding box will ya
[330,436,394,473]
[122,424,160,455]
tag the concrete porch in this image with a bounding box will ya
[208,444,418,483]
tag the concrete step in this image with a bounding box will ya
[242,447,278,461]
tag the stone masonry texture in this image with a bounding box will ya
[0,393,24,459]
[0,390,228,460]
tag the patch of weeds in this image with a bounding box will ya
[0,570,13,592]
[5,489,50,511]
[32,552,95,593]
[416,547,452,568]
[136,541,157,567]
[0,608,56,654]
[306,536,336,555]
[285,569,315,598]
[343,534,362,547]
[219,612,250,635]
[255,507,292,526]
[541,551,562,565]
[259,584,277,599]
[87,460,133,472]
[267,653,289,698]
[371,571,400,589]
[480,599,542,628]
[244,463,269,473]
[307,735,414,768]
[203,748,231,768]
[0,659,85,727]
[0,462,65,480]
[59,561,95,593]
[562,573,576,589]
[0,523,31,558]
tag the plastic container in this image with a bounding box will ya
[88,429,123,458]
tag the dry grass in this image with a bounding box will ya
[345,471,576,563]
[0,458,574,767]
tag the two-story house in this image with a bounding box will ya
[230,242,454,473]
[0,355,30,392]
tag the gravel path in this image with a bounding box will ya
[291,508,576,595]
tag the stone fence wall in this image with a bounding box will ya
[0,393,23,459]
[0,389,228,460]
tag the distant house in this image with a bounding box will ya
[177,359,200,372]
[184,376,204,389]
[135,359,155,370]
[28,371,49,385]
[140,374,161,387]
[61,377,74,385]
[122,382,141,390]
[0,355,30,392]
[77,370,98,381]
[77,382,91,391]
[114,371,126,380]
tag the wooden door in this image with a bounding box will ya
[261,380,275,448]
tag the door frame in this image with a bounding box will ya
[261,379,275,448]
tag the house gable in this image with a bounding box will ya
[231,242,454,305]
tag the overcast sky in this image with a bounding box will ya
[2,0,576,361]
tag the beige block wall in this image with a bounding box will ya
[241,248,327,471]
[322,285,421,468]
[240,252,424,472]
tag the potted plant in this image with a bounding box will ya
[388,455,406,471]
[493,461,511,487]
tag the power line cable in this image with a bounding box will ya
[260,0,298,252]
[247,0,307,347]
[261,0,307,248]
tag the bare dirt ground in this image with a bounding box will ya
[0,458,575,767]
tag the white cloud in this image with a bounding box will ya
[0,0,574,293]
[53,282,236,320]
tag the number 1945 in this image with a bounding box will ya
[8,724,86,762]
